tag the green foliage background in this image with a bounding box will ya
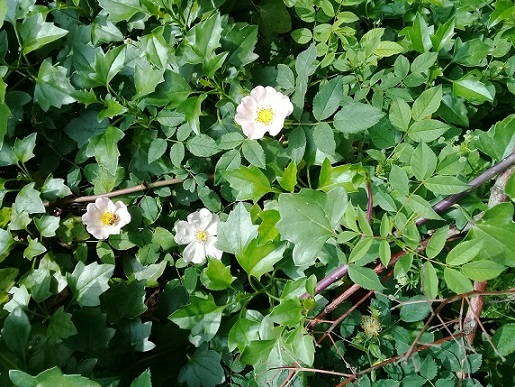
[1,0,515,385]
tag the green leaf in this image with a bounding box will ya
[443,267,473,294]
[86,126,124,175]
[97,94,127,121]
[492,323,515,356]
[425,225,449,259]
[134,59,165,99]
[374,41,405,57]
[2,307,30,360]
[389,165,409,196]
[446,239,483,266]
[291,28,312,44]
[269,298,303,327]
[67,261,115,307]
[14,183,45,214]
[334,103,385,134]
[277,161,297,193]
[98,0,147,22]
[169,295,225,347]
[177,95,207,135]
[242,140,266,168]
[313,77,343,120]
[178,345,225,387]
[148,138,168,164]
[318,159,365,193]
[431,17,455,51]
[186,134,219,157]
[477,115,515,161]
[276,64,295,92]
[313,123,336,156]
[379,239,391,267]
[101,280,147,323]
[13,133,36,163]
[404,13,433,53]
[222,23,258,68]
[131,369,152,387]
[201,259,235,291]
[92,45,127,86]
[41,176,72,201]
[277,188,347,266]
[422,262,438,299]
[408,119,450,142]
[348,265,385,291]
[452,78,495,103]
[348,237,374,263]
[217,202,258,255]
[0,103,10,149]
[453,38,491,67]
[424,176,469,195]
[181,12,223,64]
[411,142,437,181]
[237,240,287,280]
[18,13,68,54]
[23,237,47,260]
[411,86,443,121]
[34,59,77,111]
[169,142,185,167]
[10,367,100,387]
[410,52,438,73]
[223,165,272,202]
[258,0,292,36]
[48,307,78,340]
[461,260,506,281]
[399,296,431,322]
[389,98,411,132]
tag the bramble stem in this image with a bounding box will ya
[300,150,515,301]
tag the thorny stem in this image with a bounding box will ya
[300,150,515,300]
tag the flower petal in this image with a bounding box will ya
[174,220,195,245]
[205,240,223,260]
[197,208,214,229]
[183,241,206,264]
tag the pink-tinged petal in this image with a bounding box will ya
[268,121,284,136]
[250,85,267,100]
[174,221,195,244]
[242,122,267,140]
[94,197,111,211]
[82,205,103,227]
[183,241,206,264]
[87,225,110,240]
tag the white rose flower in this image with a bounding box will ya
[174,208,222,264]
[81,197,131,240]
[235,85,294,140]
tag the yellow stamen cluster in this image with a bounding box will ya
[255,108,274,125]
[101,212,119,226]
[195,230,209,243]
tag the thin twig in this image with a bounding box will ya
[43,177,184,207]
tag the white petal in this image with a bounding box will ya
[205,215,219,236]
[114,202,131,226]
[268,119,285,136]
[183,241,206,264]
[197,208,214,229]
[174,221,195,245]
[205,240,223,260]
